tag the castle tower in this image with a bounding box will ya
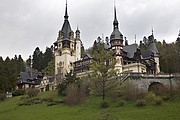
[150,30,160,74]
[75,27,82,61]
[110,6,124,73]
[54,2,81,80]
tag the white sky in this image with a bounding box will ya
[0,0,180,60]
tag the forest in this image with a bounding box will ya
[0,47,53,93]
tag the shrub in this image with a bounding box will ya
[154,97,163,105]
[0,93,6,101]
[115,99,126,107]
[17,98,43,106]
[27,88,40,97]
[57,82,66,96]
[120,82,142,101]
[47,100,63,106]
[144,92,156,103]
[136,99,146,107]
[65,83,79,95]
[65,91,86,105]
[100,100,109,108]
[12,89,26,96]
[143,92,163,105]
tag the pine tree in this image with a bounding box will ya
[43,47,53,70]
[42,57,55,76]
[32,47,43,71]
[88,43,119,100]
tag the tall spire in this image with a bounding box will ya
[110,3,123,45]
[151,28,155,43]
[150,30,159,57]
[60,0,72,39]
[64,0,68,20]
[113,5,119,29]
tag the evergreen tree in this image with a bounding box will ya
[26,55,32,68]
[57,70,79,95]
[0,55,25,92]
[43,47,53,70]
[32,47,53,72]
[88,43,118,100]
[32,47,43,71]
[17,55,25,72]
[42,57,55,76]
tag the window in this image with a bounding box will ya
[71,52,73,56]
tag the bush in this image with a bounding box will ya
[144,92,163,105]
[12,89,26,96]
[0,93,6,101]
[144,92,157,103]
[136,99,146,107]
[120,82,142,101]
[47,100,63,106]
[65,91,86,105]
[115,99,126,107]
[17,98,43,106]
[65,83,79,95]
[57,82,66,96]
[27,88,40,97]
[154,97,163,105]
[100,100,109,108]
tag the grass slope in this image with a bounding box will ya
[0,91,180,120]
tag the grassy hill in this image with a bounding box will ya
[0,90,180,120]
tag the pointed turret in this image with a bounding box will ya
[75,26,80,34]
[75,26,81,61]
[113,6,119,29]
[150,30,159,57]
[64,0,68,20]
[110,5,124,73]
[150,30,160,73]
[60,1,73,40]
[110,5,123,47]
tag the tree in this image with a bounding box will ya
[43,47,53,70]
[57,70,79,96]
[17,55,25,72]
[32,47,53,72]
[26,55,32,68]
[32,47,44,71]
[88,43,118,100]
[42,57,55,76]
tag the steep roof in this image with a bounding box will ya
[141,50,153,59]
[18,72,41,85]
[60,2,72,40]
[110,6,123,41]
[150,32,159,57]
[123,44,140,58]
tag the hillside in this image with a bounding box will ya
[0,90,180,120]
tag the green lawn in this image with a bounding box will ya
[0,91,180,120]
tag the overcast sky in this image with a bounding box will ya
[0,0,180,60]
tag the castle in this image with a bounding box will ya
[54,3,160,80]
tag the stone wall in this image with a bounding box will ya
[125,73,179,93]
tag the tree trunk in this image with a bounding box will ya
[102,78,105,100]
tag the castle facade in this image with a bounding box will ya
[54,3,160,79]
